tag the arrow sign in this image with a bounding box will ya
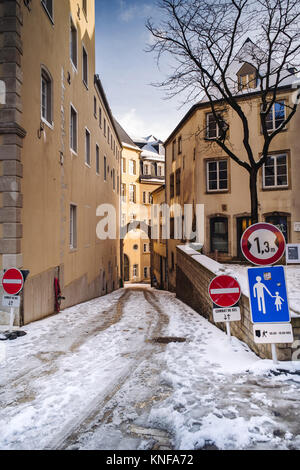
[208,275,241,308]
[2,268,24,295]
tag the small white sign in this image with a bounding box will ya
[2,295,20,308]
[286,244,300,264]
[253,323,294,344]
[294,222,300,232]
[213,307,241,323]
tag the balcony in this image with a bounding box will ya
[140,174,165,183]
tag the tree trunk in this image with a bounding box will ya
[249,168,259,224]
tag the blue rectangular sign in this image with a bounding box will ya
[247,266,290,323]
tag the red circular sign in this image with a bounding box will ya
[2,268,24,295]
[241,223,285,266]
[208,275,241,308]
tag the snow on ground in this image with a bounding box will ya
[223,264,300,316]
[0,286,299,450]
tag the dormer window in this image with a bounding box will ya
[237,63,257,91]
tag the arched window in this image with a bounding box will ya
[41,67,53,125]
[210,217,228,253]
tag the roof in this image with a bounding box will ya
[94,75,122,148]
[113,119,141,151]
[151,185,165,196]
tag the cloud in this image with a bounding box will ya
[118,1,153,23]
[116,108,173,142]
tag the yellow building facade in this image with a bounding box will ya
[0,0,121,324]
[164,86,300,291]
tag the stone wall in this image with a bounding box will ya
[176,245,300,361]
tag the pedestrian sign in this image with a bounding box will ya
[247,266,290,324]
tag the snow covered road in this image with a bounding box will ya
[0,286,299,450]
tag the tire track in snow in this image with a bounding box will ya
[47,287,170,450]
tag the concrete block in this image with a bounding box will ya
[2,253,23,269]
[2,160,22,176]
[0,207,21,223]
[2,223,22,238]
[0,175,21,191]
[2,191,23,207]
[0,237,21,254]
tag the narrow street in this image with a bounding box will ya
[0,286,299,450]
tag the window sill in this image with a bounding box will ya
[206,189,229,194]
[262,185,290,191]
[70,60,78,73]
[69,247,77,253]
[70,148,78,157]
[83,80,89,90]
[85,162,91,168]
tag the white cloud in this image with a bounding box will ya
[116,108,174,142]
[119,1,153,23]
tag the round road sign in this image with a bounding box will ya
[208,275,241,308]
[2,268,24,295]
[240,223,285,266]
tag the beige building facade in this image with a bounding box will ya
[0,0,121,324]
[151,184,167,289]
[164,80,300,291]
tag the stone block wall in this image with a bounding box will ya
[176,246,300,361]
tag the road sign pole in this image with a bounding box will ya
[226,321,231,342]
[271,344,278,364]
[9,307,14,333]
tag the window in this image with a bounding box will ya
[178,136,182,154]
[207,160,228,192]
[85,128,91,165]
[143,163,149,175]
[148,193,152,204]
[176,168,181,196]
[263,154,288,189]
[265,101,285,132]
[122,158,126,173]
[206,113,219,139]
[99,107,102,128]
[70,18,77,68]
[129,160,136,175]
[82,0,87,17]
[96,145,100,174]
[129,184,136,203]
[121,184,126,202]
[193,148,196,161]
[82,46,88,87]
[112,169,116,191]
[104,118,107,137]
[265,214,288,242]
[70,204,77,249]
[104,156,107,181]
[70,105,77,152]
[133,244,138,250]
[144,267,148,278]
[41,0,53,20]
[170,173,175,199]
[143,244,147,253]
[94,97,97,117]
[41,68,52,125]
[108,127,110,144]
[210,217,228,253]
[143,191,146,204]
[172,140,176,161]
[133,264,138,277]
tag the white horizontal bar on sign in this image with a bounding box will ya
[2,279,22,284]
[210,288,240,294]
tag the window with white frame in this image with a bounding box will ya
[129,160,136,175]
[207,160,228,191]
[121,183,126,202]
[265,101,285,132]
[70,204,77,249]
[206,113,220,139]
[41,0,53,20]
[85,128,91,165]
[70,105,77,152]
[129,184,136,203]
[263,154,288,189]
[41,68,52,125]
[70,18,77,68]
[133,264,138,277]
[122,158,126,173]
[82,45,88,87]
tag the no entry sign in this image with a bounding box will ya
[241,223,285,266]
[208,275,241,308]
[2,268,24,295]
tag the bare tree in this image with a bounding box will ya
[146,0,300,223]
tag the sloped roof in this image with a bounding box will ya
[113,119,140,151]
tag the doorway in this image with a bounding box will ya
[124,254,129,282]
[237,217,252,259]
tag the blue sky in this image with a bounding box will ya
[95,0,190,141]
